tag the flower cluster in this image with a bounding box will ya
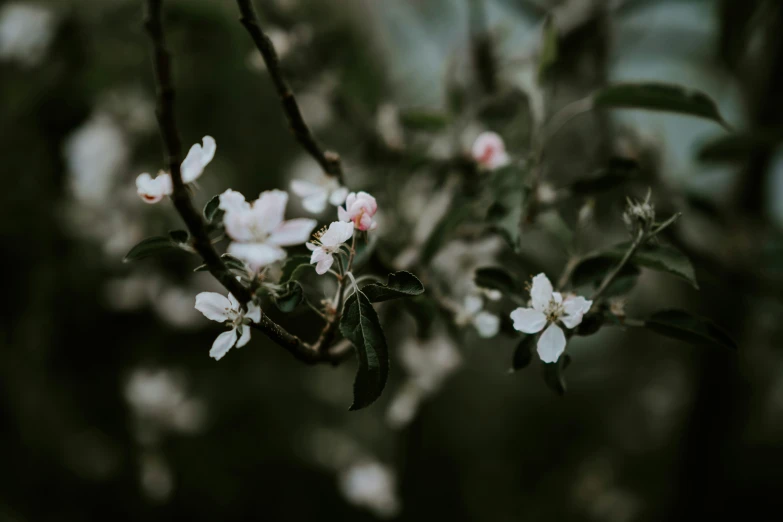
[136,136,216,203]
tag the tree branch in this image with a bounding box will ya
[143,0,343,365]
[235,0,344,184]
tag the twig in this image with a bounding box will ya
[235,0,344,184]
[143,0,342,365]
[591,229,644,301]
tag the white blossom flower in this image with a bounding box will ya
[338,461,400,518]
[135,136,215,204]
[194,292,262,361]
[306,221,354,275]
[290,176,348,214]
[456,294,500,338]
[0,3,55,66]
[471,131,510,171]
[338,191,378,231]
[220,189,317,271]
[510,273,592,363]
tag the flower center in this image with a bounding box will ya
[544,299,565,323]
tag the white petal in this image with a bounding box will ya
[223,210,256,242]
[245,302,261,324]
[530,273,554,312]
[195,292,232,322]
[310,248,328,264]
[564,295,592,317]
[209,329,237,360]
[228,242,287,271]
[253,189,288,232]
[136,172,172,204]
[305,242,317,252]
[268,218,317,246]
[552,291,563,304]
[218,189,249,213]
[181,136,216,183]
[227,293,240,311]
[473,312,500,338]
[315,255,334,275]
[302,192,329,214]
[463,295,484,316]
[537,323,566,364]
[510,307,547,334]
[236,325,251,348]
[329,187,349,206]
[290,179,323,198]
[319,221,354,247]
[337,205,349,222]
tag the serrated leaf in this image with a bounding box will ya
[169,229,189,244]
[272,281,304,313]
[475,267,522,296]
[511,335,535,371]
[280,255,311,284]
[124,236,177,262]
[644,310,737,351]
[537,15,558,83]
[341,291,389,410]
[203,195,222,222]
[542,353,571,396]
[592,83,730,129]
[399,109,450,132]
[362,271,425,303]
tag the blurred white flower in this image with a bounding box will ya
[376,103,404,150]
[140,452,174,502]
[456,294,500,338]
[306,221,354,275]
[471,131,510,171]
[291,176,348,214]
[338,461,400,518]
[136,136,215,203]
[65,112,129,205]
[194,292,262,360]
[0,3,55,66]
[338,191,379,231]
[510,273,592,363]
[220,189,317,271]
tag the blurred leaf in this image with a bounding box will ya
[511,335,535,371]
[645,310,738,350]
[571,156,639,193]
[403,296,440,339]
[363,271,424,303]
[399,109,450,132]
[542,353,571,396]
[487,165,530,251]
[538,211,573,251]
[421,202,472,263]
[169,229,189,244]
[697,131,783,163]
[280,255,311,284]
[272,281,304,313]
[537,15,558,83]
[341,291,389,410]
[475,266,522,296]
[592,83,730,129]
[221,254,248,272]
[203,195,222,222]
[124,236,179,262]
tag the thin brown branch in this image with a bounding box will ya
[235,0,344,184]
[143,0,343,365]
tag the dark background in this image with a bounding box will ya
[2,0,783,520]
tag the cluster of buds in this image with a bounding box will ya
[622,189,656,238]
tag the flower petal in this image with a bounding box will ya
[245,301,262,323]
[253,189,289,232]
[537,323,566,364]
[236,326,251,348]
[310,247,328,264]
[463,295,484,316]
[181,136,216,183]
[195,292,232,322]
[290,179,322,198]
[302,192,329,214]
[473,311,500,338]
[510,307,547,334]
[228,242,287,271]
[218,189,249,213]
[136,171,172,204]
[315,255,334,275]
[329,187,349,206]
[319,221,354,247]
[561,295,593,329]
[530,273,553,312]
[268,218,318,246]
[209,329,237,361]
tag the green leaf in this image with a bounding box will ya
[572,256,640,296]
[487,165,530,251]
[169,229,189,244]
[402,296,440,339]
[511,335,535,371]
[279,255,311,284]
[537,15,558,83]
[272,281,304,313]
[203,195,222,223]
[399,109,450,132]
[221,254,248,272]
[571,156,639,194]
[592,83,730,129]
[542,353,571,396]
[644,310,738,351]
[340,291,390,410]
[697,131,783,164]
[362,271,425,303]
[475,267,522,296]
[124,236,178,262]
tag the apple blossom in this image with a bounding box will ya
[456,294,500,338]
[136,136,215,203]
[306,221,354,275]
[471,131,510,171]
[194,292,261,361]
[338,191,378,231]
[220,189,317,271]
[510,273,592,363]
[290,176,348,214]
